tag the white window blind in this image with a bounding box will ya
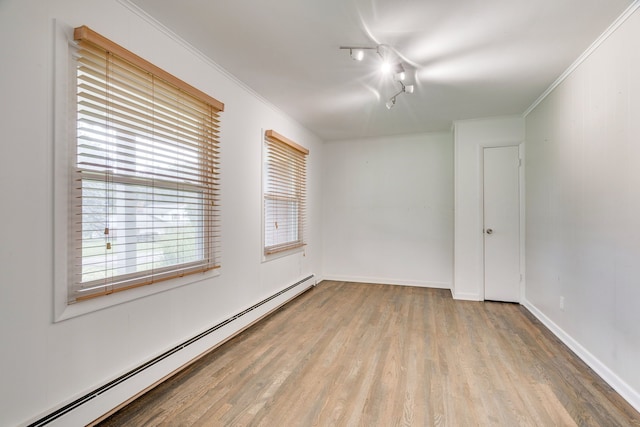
[263,130,308,255]
[70,26,223,302]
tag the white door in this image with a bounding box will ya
[483,146,520,302]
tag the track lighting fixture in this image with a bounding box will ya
[340,44,415,109]
[380,60,393,74]
[342,47,365,61]
[385,97,396,110]
[391,63,406,81]
[385,81,413,109]
[339,46,378,61]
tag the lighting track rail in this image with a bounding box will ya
[339,44,415,109]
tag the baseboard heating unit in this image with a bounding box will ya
[27,274,316,427]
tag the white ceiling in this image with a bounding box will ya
[129,0,632,141]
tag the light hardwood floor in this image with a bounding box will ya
[97,281,640,426]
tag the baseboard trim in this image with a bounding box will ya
[25,275,315,427]
[522,298,640,413]
[451,291,482,301]
[322,275,450,289]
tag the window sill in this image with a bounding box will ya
[261,245,305,263]
[54,269,219,322]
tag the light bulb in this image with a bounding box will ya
[351,49,364,61]
[386,97,396,109]
[395,71,406,81]
[404,84,414,94]
[381,61,392,74]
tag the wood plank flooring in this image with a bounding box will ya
[97,281,640,426]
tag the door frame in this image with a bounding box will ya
[478,142,525,301]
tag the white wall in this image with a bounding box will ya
[525,6,640,409]
[453,116,525,300]
[0,0,323,425]
[322,132,453,288]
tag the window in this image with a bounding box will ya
[263,130,308,255]
[69,26,223,302]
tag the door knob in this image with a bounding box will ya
[486,228,493,235]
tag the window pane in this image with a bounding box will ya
[265,196,299,248]
[77,107,203,185]
[80,179,204,284]
[70,29,222,301]
[263,131,307,255]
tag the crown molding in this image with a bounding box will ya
[116,0,286,117]
[524,0,640,117]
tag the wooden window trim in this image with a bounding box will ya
[265,129,309,155]
[70,25,223,302]
[263,130,308,256]
[74,25,224,112]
